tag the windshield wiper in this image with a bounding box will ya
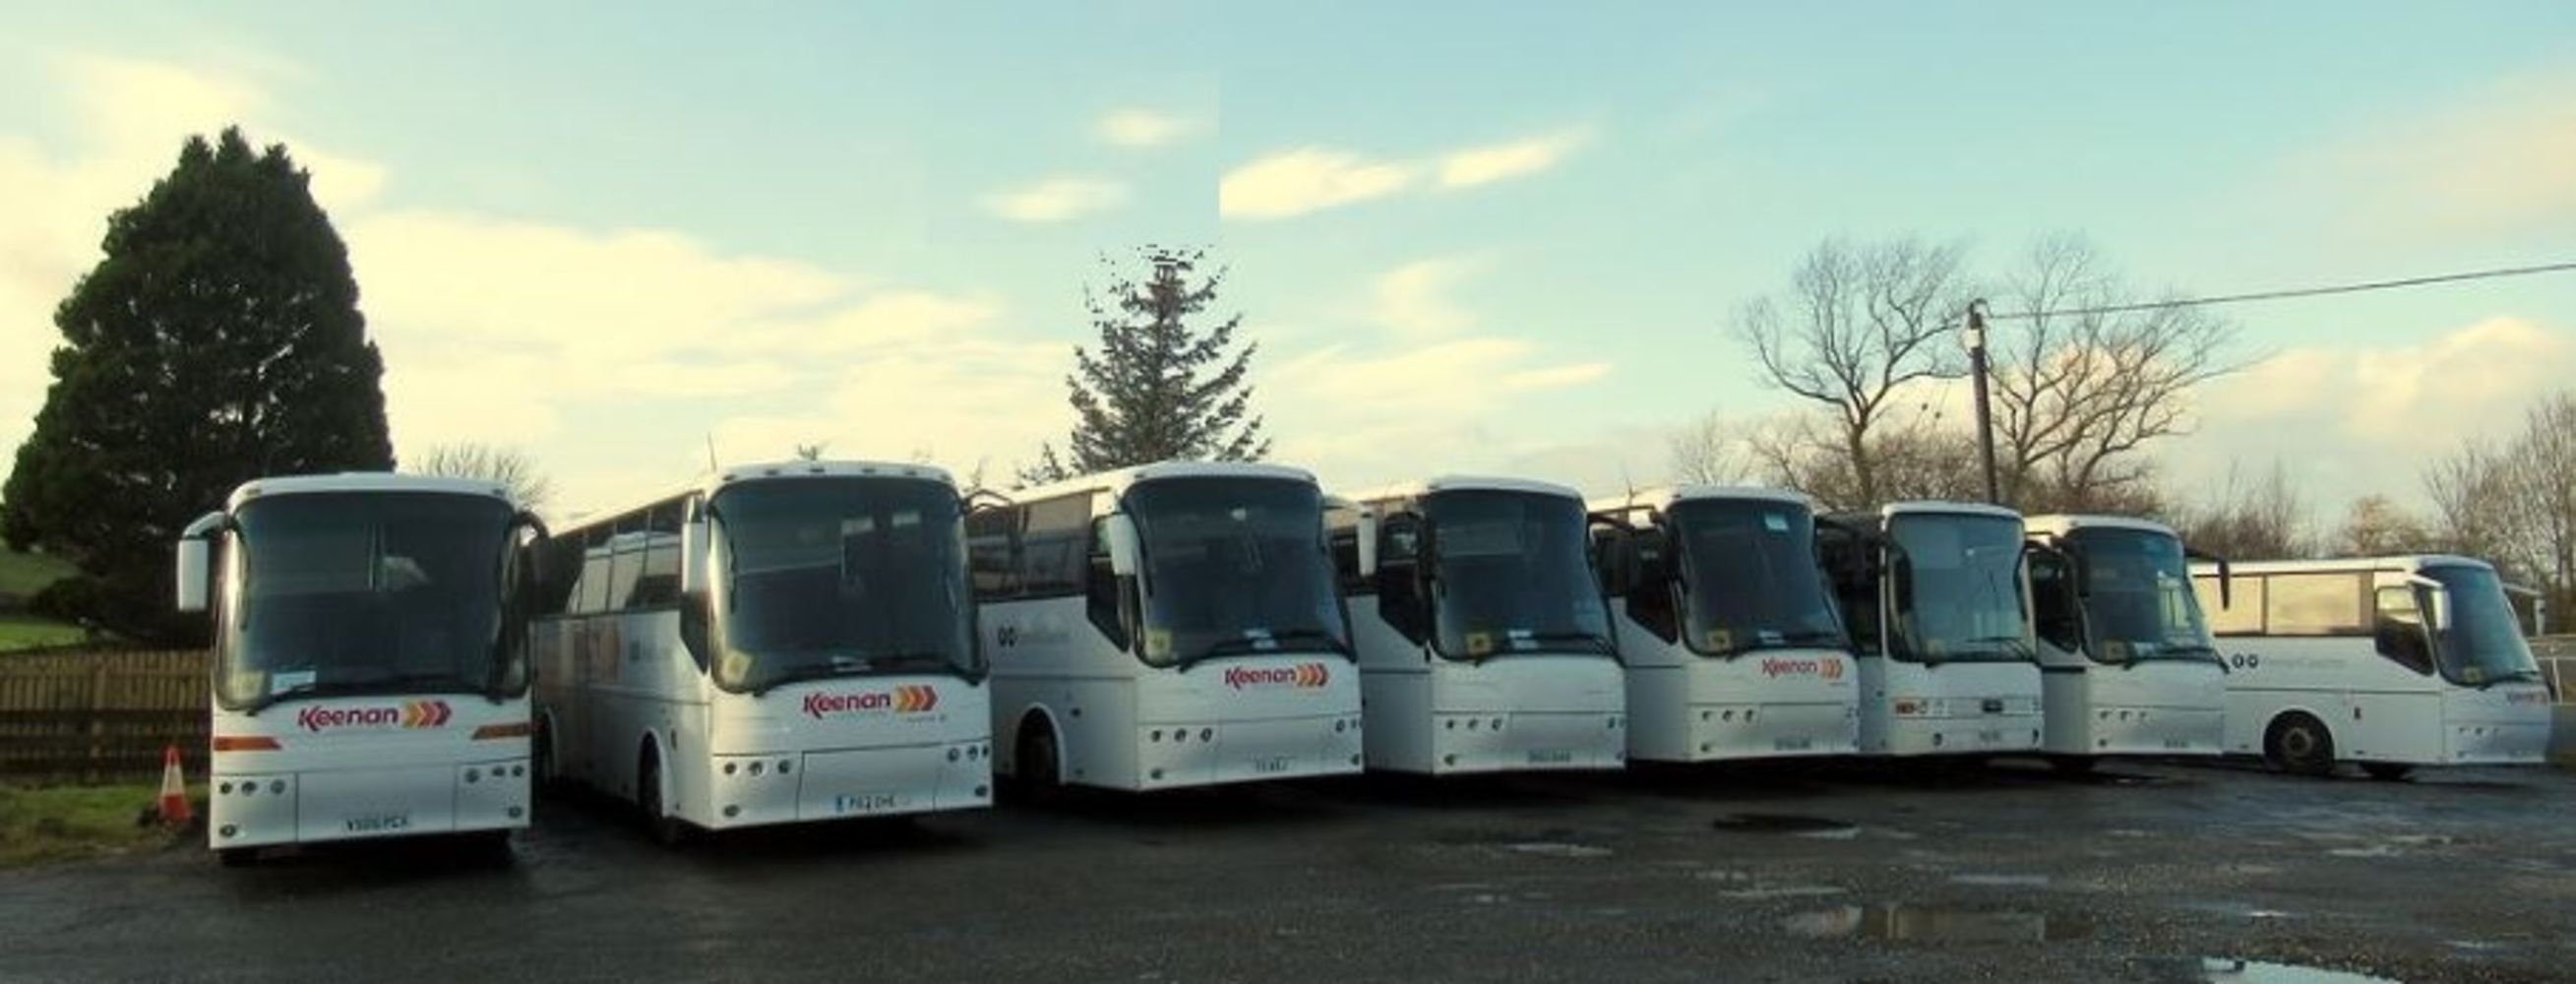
[1184,627,1350,668]
[749,656,880,696]
[241,672,483,714]
[1499,631,1617,658]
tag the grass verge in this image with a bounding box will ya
[0,612,87,652]
[0,783,198,867]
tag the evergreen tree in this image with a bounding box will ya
[2,127,394,643]
[1024,247,1268,484]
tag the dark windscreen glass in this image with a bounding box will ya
[1670,498,1845,656]
[1889,513,2030,663]
[220,492,516,707]
[711,477,977,692]
[1424,489,1611,659]
[2070,527,2215,663]
[2423,565,2542,687]
[1128,476,1347,667]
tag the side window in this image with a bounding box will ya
[1085,516,1131,650]
[1814,525,1874,654]
[966,506,1020,599]
[2030,550,2082,652]
[1377,513,1429,644]
[604,513,646,612]
[2373,585,2433,674]
[1326,512,1366,595]
[575,527,614,615]
[1019,495,1090,595]
[2196,575,2265,636]
[2264,573,2369,636]
[628,501,684,609]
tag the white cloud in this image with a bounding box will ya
[1262,336,1615,488]
[2168,316,2575,510]
[1221,126,1593,220]
[1370,257,1482,336]
[1095,108,1196,149]
[1437,129,1588,189]
[1218,149,1417,220]
[978,176,1131,222]
[2288,69,2576,236]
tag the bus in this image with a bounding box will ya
[529,461,991,843]
[1329,477,1625,775]
[2192,555,2552,779]
[2023,515,2227,769]
[970,461,1363,792]
[1588,487,1859,762]
[1816,502,2044,758]
[173,473,545,865]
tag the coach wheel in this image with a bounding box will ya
[531,718,557,792]
[1012,719,1064,803]
[639,751,687,846]
[2265,713,2336,777]
[2361,762,2415,782]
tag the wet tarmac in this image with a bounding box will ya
[1,758,2569,982]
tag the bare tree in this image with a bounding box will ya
[1737,238,1972,507]
[2336,494,2437,557]
[411,443,554,512]
[2169,459,2311,561]
[2425,394,2576,614]
[792,442,827,461]
[1993,235,2242,512]
[1667,410,1756,486]
[1748,409,1982,511]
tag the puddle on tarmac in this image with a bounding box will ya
[1781,904,2092,943]
[1711,813,1857,836]
[1950,873,2050,889]
[1503,841,1612,859]
[2192,957,2396,983]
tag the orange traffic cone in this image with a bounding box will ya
[156,744,193,828]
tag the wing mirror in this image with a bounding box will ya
[173,510,227,613]
[1103,513,1141,578]
[679,509,714,597]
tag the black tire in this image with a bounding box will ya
[2361,762,2415,782]
[2265,713,2337,777]
[638,752,687,846]
[460,830,516,866]
[1011,719,1063,805]
[2049,756,2099,776]
[216,847,258,869]
[530,718,557,793]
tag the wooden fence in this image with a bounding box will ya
[0,648,207,783]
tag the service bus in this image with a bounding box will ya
[529,461,991,842]
[1588,487,1859,762]
[1328,477,1625,774]
[2192,555,2552,779]
[969,461,1363,792]
[1816,502,2044,758]
[2023,515,2229,769]
[174,473,545,865]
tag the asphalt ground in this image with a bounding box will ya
[2,758,2569,983]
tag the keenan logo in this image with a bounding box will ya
[1223,662,1332,691]
[802,685,942,719]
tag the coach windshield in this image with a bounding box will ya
[2067,526,2218,665]
[709,476,980,694]
[1126,476,1350,668]
[1422,488,1613,660]
[218,492,521,710]
[1668,498,1846,657]
[1887,512,2032,664]
[2422,565,2544,689]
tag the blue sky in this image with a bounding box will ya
[3,3,2572,523]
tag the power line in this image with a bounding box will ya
[1983,260,2576,323]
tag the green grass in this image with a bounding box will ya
[0,783,197,867]
[0,546,74,599]
[0,612,85,652]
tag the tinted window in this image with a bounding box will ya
[966,506,1019,598]
[2264,573,2367,636]
[1019,494,1091,595]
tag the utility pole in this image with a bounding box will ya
[1965,298,2000,506]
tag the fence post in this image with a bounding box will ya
[85,659,110,784]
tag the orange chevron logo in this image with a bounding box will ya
[400,700,453,728]
[1295,662,1329,688]
[892,685,941,713]
[1820,658,1846,682]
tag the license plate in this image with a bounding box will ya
[344,814,410,833]
[1527,749,1573,765]
[1252,755,1294,774]
[1974,729,2004,744]
[1981,699,2005,714]
[2163,738,2191,750]
[834,793,899,815]
[1774,737,1812,752]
